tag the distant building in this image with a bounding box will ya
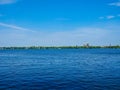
[83,43,90,48]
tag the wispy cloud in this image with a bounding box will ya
[99,14,120,19]
[0,26,120,46]
[108,1,120,6]
[0,22,34,32]
[106,15,115,19]
[99,15,115,20]
[0,0,17,5]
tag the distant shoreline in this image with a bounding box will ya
[0,45,120,50]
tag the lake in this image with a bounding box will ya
[0,49,120,90]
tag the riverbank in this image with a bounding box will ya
[0,45,120,50]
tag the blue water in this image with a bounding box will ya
[0,49,120,90]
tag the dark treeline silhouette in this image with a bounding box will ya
[0,45,120,50]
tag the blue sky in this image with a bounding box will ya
[0,0,120,46]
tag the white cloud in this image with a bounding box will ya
[0,0,17,5]
[108,1,120,6]
[106,15,115,19]
[0,22,34,32]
